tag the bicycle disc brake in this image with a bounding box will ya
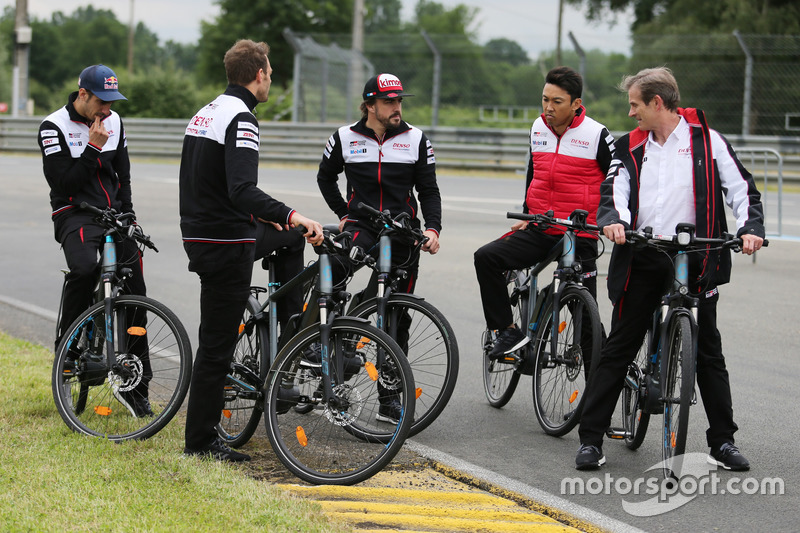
[108,353,144,392]
[323,384,363,426]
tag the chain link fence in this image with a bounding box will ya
[285,30,800,137]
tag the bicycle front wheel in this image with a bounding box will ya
[263,317,414,485]
[349,294,458,436]
[532,287,602,436]
[483,270,525,408]
[52,295,192,441]
[216,294,268,447]
[661,314,695,478]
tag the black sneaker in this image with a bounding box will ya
[489,327,530,360]
[376,397,404,424]
[708,442,750,471]
[113,388,154,418]
[575,444,606,470]
[302,343,361,380]
[184,437,251,463]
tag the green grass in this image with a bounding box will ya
[0,332,351,532]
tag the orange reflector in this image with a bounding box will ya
[94,405,112,416]
[365,361,379,381]
[296,426,308,447]
[222,409,232,419]
[671,432,677,448]
[127,326,147,336]
[558,321,567,334]
[356,337,371,350]
[415,388,422,399]
[569,390,579,404]
[303,302,308,312]
[238,323,245,334]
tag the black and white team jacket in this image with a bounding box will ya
[179,85,294,245]
[317,118,442,235]
[38,91,131,241]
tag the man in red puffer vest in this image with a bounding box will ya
[475,66,614,358]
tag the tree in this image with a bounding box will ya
[365,0,403,34]
[484,38,530,66]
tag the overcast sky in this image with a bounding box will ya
[9,0,633,57]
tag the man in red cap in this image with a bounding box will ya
[317,73,442,423]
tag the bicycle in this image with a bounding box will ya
[343,202,459,436]
[218,227,416,485]
[52,203,192,441]
[482,209,604,437]
[604,224,767,478]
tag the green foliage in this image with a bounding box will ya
[114,67,207,119]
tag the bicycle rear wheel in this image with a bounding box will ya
[532,286,601,436]
[349,294,458,436]
[263,318,414,485]
[52,295,192,441]
[483,270,525,408]
[623,328,653,450]
[216,294,268,447]
[661,314,695,478]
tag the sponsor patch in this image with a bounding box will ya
[705,287,719,299]
[42,138,59,147]
[44,145,61,156]
[238,121,258,133]
[236,139,259,151]
[238,130,258,140]
[427,156,436,164]
[40,129,58,138]
[349,148,367,155]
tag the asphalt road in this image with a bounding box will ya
[2,153,798,532]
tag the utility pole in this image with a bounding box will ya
[127,0,135,74]
[349,0,365,122]
[12,0,32,116]
[556,0,564,66]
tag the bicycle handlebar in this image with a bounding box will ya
[356,202,428,245]
[79,202,158,252]
[507,209,601,233]
[624,226,769,252]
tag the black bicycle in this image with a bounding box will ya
[217,228,416,485]
[605,224,766,478]
[482,209,604,436]
[52,203,192,441]
[344,203,459,436]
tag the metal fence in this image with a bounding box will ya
[285,31,800,137]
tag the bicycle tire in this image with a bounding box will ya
[263,318,414,485]
[623,328,653,450]
[483,270,525,408]
[216,295,268,447]
[661,314,695,478]
[348,294,458,436]
[532,286,602,437]
[52,295,192,441]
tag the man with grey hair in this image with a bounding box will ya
[575,67,765,471]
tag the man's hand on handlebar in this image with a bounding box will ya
[603,223,627,245]
[289,212,324,246]
[740,234,763,256]
[511,220,529,232]
[421,230,440,255]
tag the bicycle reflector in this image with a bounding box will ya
[238,323,245,334]
[127,327,147,336]
[222,409,232,419]
[365,361,379,381]
[569,390,579,404]
[356,337,371,350]
[416,388,422,399]
[94,405,112,416]
[558,321,567,334]
[296,426,308,447]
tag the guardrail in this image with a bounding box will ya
[3,116,799,178]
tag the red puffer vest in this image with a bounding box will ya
[525,106,608,238]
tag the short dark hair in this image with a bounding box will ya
[619,67,680,111]
[224,39,270,86]
[545,66,582,102]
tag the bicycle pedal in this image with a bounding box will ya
[606,427,631,439]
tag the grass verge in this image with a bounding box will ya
[0,331,351,532]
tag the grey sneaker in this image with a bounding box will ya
[708,442,750,471]
[489,327,530,360]
[575,444,606,470]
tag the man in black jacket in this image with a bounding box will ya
[316,73,442,424]
[180,39,323,462]
[38,64,151,418]
[575,67,764,472]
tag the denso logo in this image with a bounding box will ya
[392,143,410,150]
[191,115,213,128]
[571,139,590,146]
